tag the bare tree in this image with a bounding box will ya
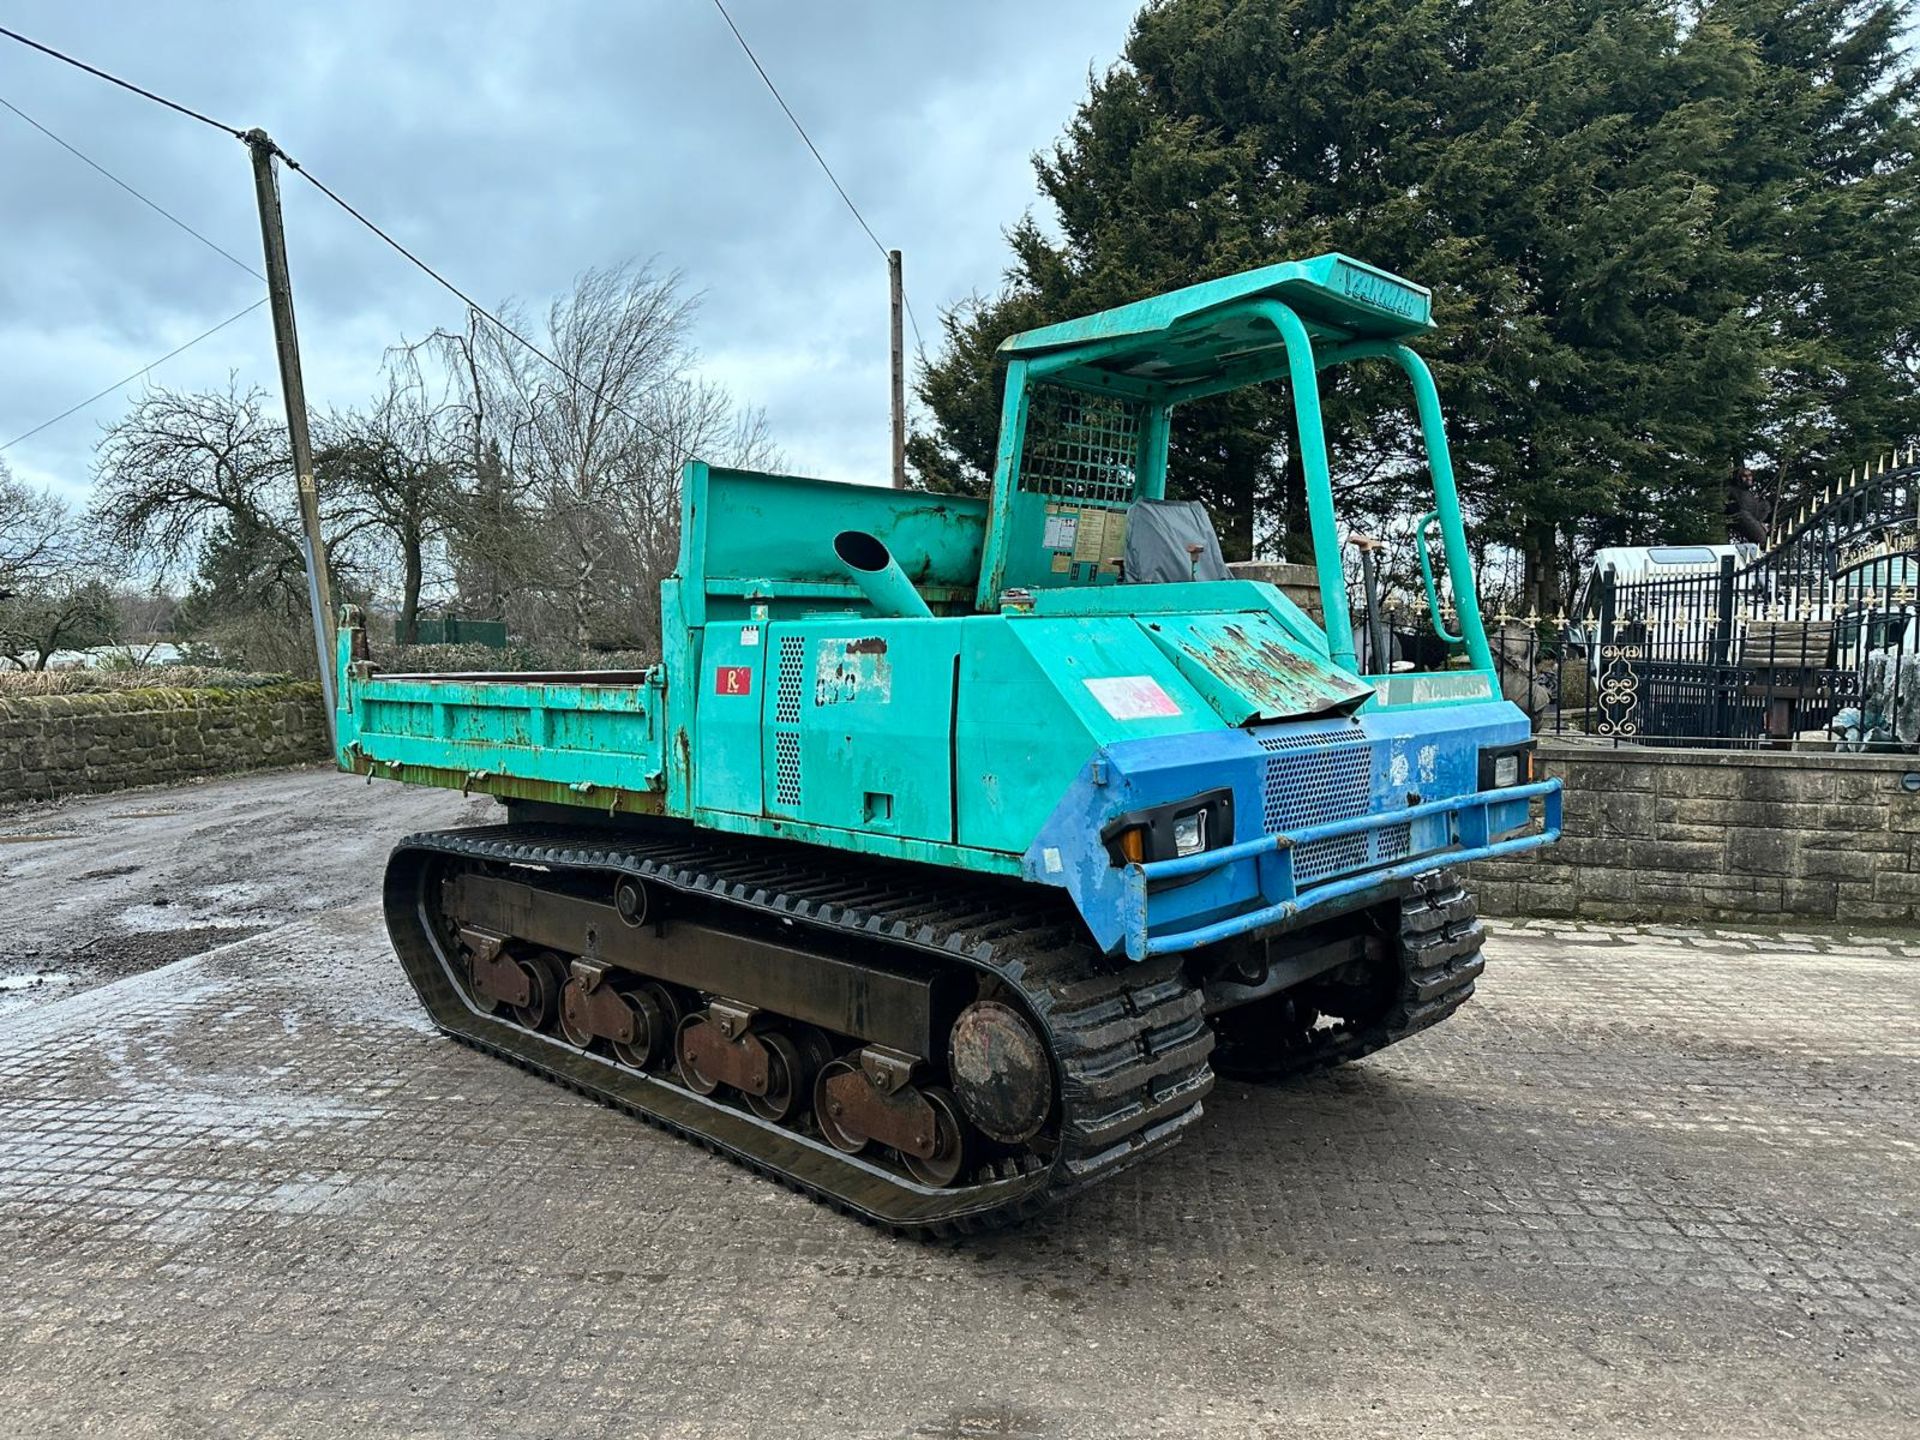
[320,360,467,642]
[84,266,777,667]
[0,459,74,602]
[91,380,304,574]
[0,579,116,670]
[88,380,370,674]
[0,461,116,668]
[437,261,776,649]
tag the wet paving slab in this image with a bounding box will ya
[0,773,1916,1437]
[0,767,486,1017]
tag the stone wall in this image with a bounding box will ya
[1225,560,1324,622]
[0,684,329,804]
[1473,741,1920,924]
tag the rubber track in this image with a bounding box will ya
[384,823,1215,1237]
[1213,868,1486,1081]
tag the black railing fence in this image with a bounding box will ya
[1345,452,1919,751]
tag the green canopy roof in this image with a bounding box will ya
[997,253,1432,389]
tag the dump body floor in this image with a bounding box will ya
[2,836,1915,1436]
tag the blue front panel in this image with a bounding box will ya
[1026,700,1534,955]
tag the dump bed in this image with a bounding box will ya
[336,664,669,814]
[335,465,987,816]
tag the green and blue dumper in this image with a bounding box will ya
[339,254,1560,1232]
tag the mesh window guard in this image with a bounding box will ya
[1018,385,1142,505]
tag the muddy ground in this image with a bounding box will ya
[0,765,487,1017]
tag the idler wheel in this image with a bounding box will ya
[813,1058,868,1154]
[903,1087,968,1188]
[512,950,567,1032]
[948,1000,1053,1145]
[612,983,678,1071]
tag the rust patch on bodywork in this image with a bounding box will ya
[1144,613,1371,723]
[348,752,666,815]
[1198,621,1349,711]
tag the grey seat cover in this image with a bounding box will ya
[1123,499,1231,584]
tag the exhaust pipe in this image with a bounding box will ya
[833,530,933,619]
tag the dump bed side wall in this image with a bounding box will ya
[336,667,668,812]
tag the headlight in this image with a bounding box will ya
[1103,788,1234,866]
[1479,742,1536,791]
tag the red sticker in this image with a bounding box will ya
[714,665,754,696]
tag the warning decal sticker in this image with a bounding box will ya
[1041,509,1080,551]
[1083,675,1181,720]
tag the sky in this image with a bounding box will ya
[0,1,1140,509]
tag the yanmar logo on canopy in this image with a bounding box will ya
[1336,263,1426,321]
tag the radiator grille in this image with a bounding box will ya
[1259,738,1373,884]
[1256,731,1421,885]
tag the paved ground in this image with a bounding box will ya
[0,772,1915,1439]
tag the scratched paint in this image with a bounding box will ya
[814,638,893,707]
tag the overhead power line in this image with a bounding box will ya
[0,22,685,451]
[0,298,268,453]
[274,148,686,450]
[0,20,893,447]
[707,0,926,351]
[0,93,263,281]
[0,24,243,137]
[707,0,886,258]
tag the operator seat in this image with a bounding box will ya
[1122,498,1231,583]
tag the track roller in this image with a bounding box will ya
[812,1045,970,1186]
[674,1002,830,1124]
[903,1087,969,1188]
[614,982,680,1071]
[557,960,679,1072]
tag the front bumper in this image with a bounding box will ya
[1121,778,1562,960]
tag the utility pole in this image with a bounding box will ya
[243,128,336,739]
[888,249,905,489]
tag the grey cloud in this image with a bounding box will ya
[1,0,1135,507]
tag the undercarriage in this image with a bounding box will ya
[384,820,1485,1235]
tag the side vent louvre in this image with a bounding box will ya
[773,636,805,808]
[775,638,805,725]
[774,733,802,808]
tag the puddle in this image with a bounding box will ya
[118,904,260,935]
[0,971,73,992]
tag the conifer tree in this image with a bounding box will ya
[912,0,1920,610]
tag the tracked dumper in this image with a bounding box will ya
[338,255,1561,1233]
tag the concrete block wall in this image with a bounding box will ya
[0,684,329,804]
[1473,741,1920,924]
